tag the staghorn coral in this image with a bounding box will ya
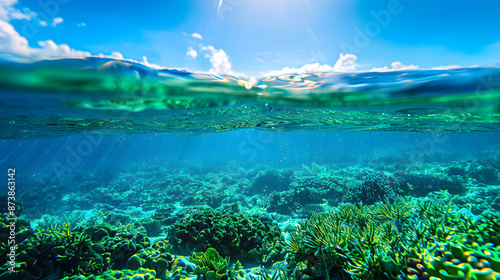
[287,199,412,280]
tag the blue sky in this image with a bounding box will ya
[1,0,500,77]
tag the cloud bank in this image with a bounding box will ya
[0,1,114,59]
[370,61,419,72]
[0,0,35,21]
[0,20,92,58]
[431,65,462,70]
[262,53,358,77]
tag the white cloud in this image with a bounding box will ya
[370,61,419,72]
[0,19,31,57]
[262,53,358,77]
[0,1,168,71]
[0,0,35,21]
[0,1,97,59]
[36,40,91,57]
[333,53,357,72]
[52,17,63,27]
[0,17,158,68]
[112,51,124,59]
[0,19,106,59]
[191,33,202,40]
[186,46,197,58]
[391,61,419,70]
[10,7,35,20]
[263,63,332,77]
[431,65,462,70]
[200,45,244,77]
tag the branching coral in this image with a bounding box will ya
[287,198,412,279]
[0,222,112,279]
[287,196,500,280]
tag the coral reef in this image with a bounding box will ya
[6,149,500,280]
[0,223,112,279]
[249,169,294,194]
[191,248,244,280]
[344,170,400,205]
[287,196,500,280]
[61,268,159,280]
[287,198,412,279]
[405,205,500,280]
[395,171,467,196]
[168,208,284,265]
[125,247,191,280]
[135,218,163,237]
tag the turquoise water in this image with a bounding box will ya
[1,57,500,280]
[1,58,499,138]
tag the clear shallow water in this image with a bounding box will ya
[0,57,499,138]
[1,57,500,280]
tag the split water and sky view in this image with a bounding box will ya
[1,1,500,280]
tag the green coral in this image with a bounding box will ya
[287,199,409,280]
[81,222,151,269]
[0,215,33,260]
[0,221,154,280]
[0,222,112,279]
[395,171,467,196]
[169,209,284,265]
[125,247,190,280]
[286,196,500,280]
[61,267,158,280]
[249,169,294,194]
[405,203,500,280]
[267,186,326,216]
[249,266,293,280]
[343,171,400,205]
[191,248,244,280]
[135,218,163,237]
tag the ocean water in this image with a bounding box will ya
[1,57,500,280]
